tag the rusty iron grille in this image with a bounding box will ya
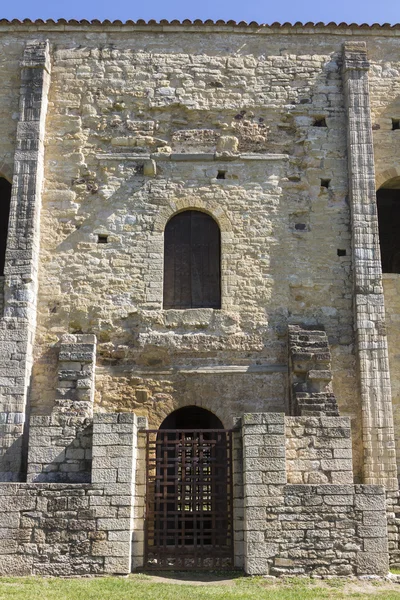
[144,429,234,570]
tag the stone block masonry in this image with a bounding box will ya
[286,416,353,485]
[242,413,389,576]
[0,412,140,576]
[0,20,398,576]
[288,325,339,417]
[0,409,392,576]
[27,334,96,483]
[0,40,51,481]
[343,41,398,492]
[0,483,131,576]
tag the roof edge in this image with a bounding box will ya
[0,18,399,29]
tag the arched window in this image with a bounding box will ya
[376,179,400,273]
[0,178,11,276]
[163,210,221,309]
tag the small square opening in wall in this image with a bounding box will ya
[216,170,226,180]
[337,249,346,257]
[313,117,327,127]
[321,179,331,189]
[392,119,400,130]
[97,234,108,244]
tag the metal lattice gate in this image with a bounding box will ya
[144,429,234,570]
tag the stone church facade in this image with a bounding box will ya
[0,19,399,576]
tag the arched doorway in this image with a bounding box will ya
[144,406,233,570]
[376,177,400,273]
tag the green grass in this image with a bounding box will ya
[0,574,399,600]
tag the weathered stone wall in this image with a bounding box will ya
[27,334,96,483]
[0,482,136,576]
[0,21,398,571]
[288,325,339,417]
[0,411,140,576]
[0,24,358,474]
[383,274,400,479]
[285,416,353,484]
[242,413,389,576]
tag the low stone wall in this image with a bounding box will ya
[285,416,353,484]
[0,410,392,576]
[0,412,141,576]
[0,483,131,576]
[269,484,388,576]
[242,413,389,576]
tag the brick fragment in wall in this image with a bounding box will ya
[288,325,339,417]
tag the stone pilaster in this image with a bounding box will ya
[342,42,398,491]
[0,41,51,481]
[92,413,138,574]
[242,413,286,575]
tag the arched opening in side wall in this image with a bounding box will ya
[0,177,11,276]
[377,177,400,273]
[144,406,233,570]
[159,405,224,430]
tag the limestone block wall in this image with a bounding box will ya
[383,274,400,479]
[0,482,137,576]
[286,416,353,484]
[0,39,51,481]
[131,426,147,571]
[27,334,96,482]
[27,415,92,483]
[11,24,357,472]
[288,325,339,417]
[0,20,399,502]
[0,411,140,576]
[242,413,389,576]
[91,413,139,574]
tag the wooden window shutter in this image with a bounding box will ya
[163,210,221,309]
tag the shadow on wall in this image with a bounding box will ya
[27,419,93,483]
[0,435,24,482]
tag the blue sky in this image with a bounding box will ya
[0,0,399,25]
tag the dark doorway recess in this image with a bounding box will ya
[163,210,221,309]
[159,405,223,430]
[144,406,233,570]
[377,185,400,273]
[0,178,11,276]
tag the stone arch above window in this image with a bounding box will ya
[163,210,221,309]
[0,177,11,276]
[376,176,400,273]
